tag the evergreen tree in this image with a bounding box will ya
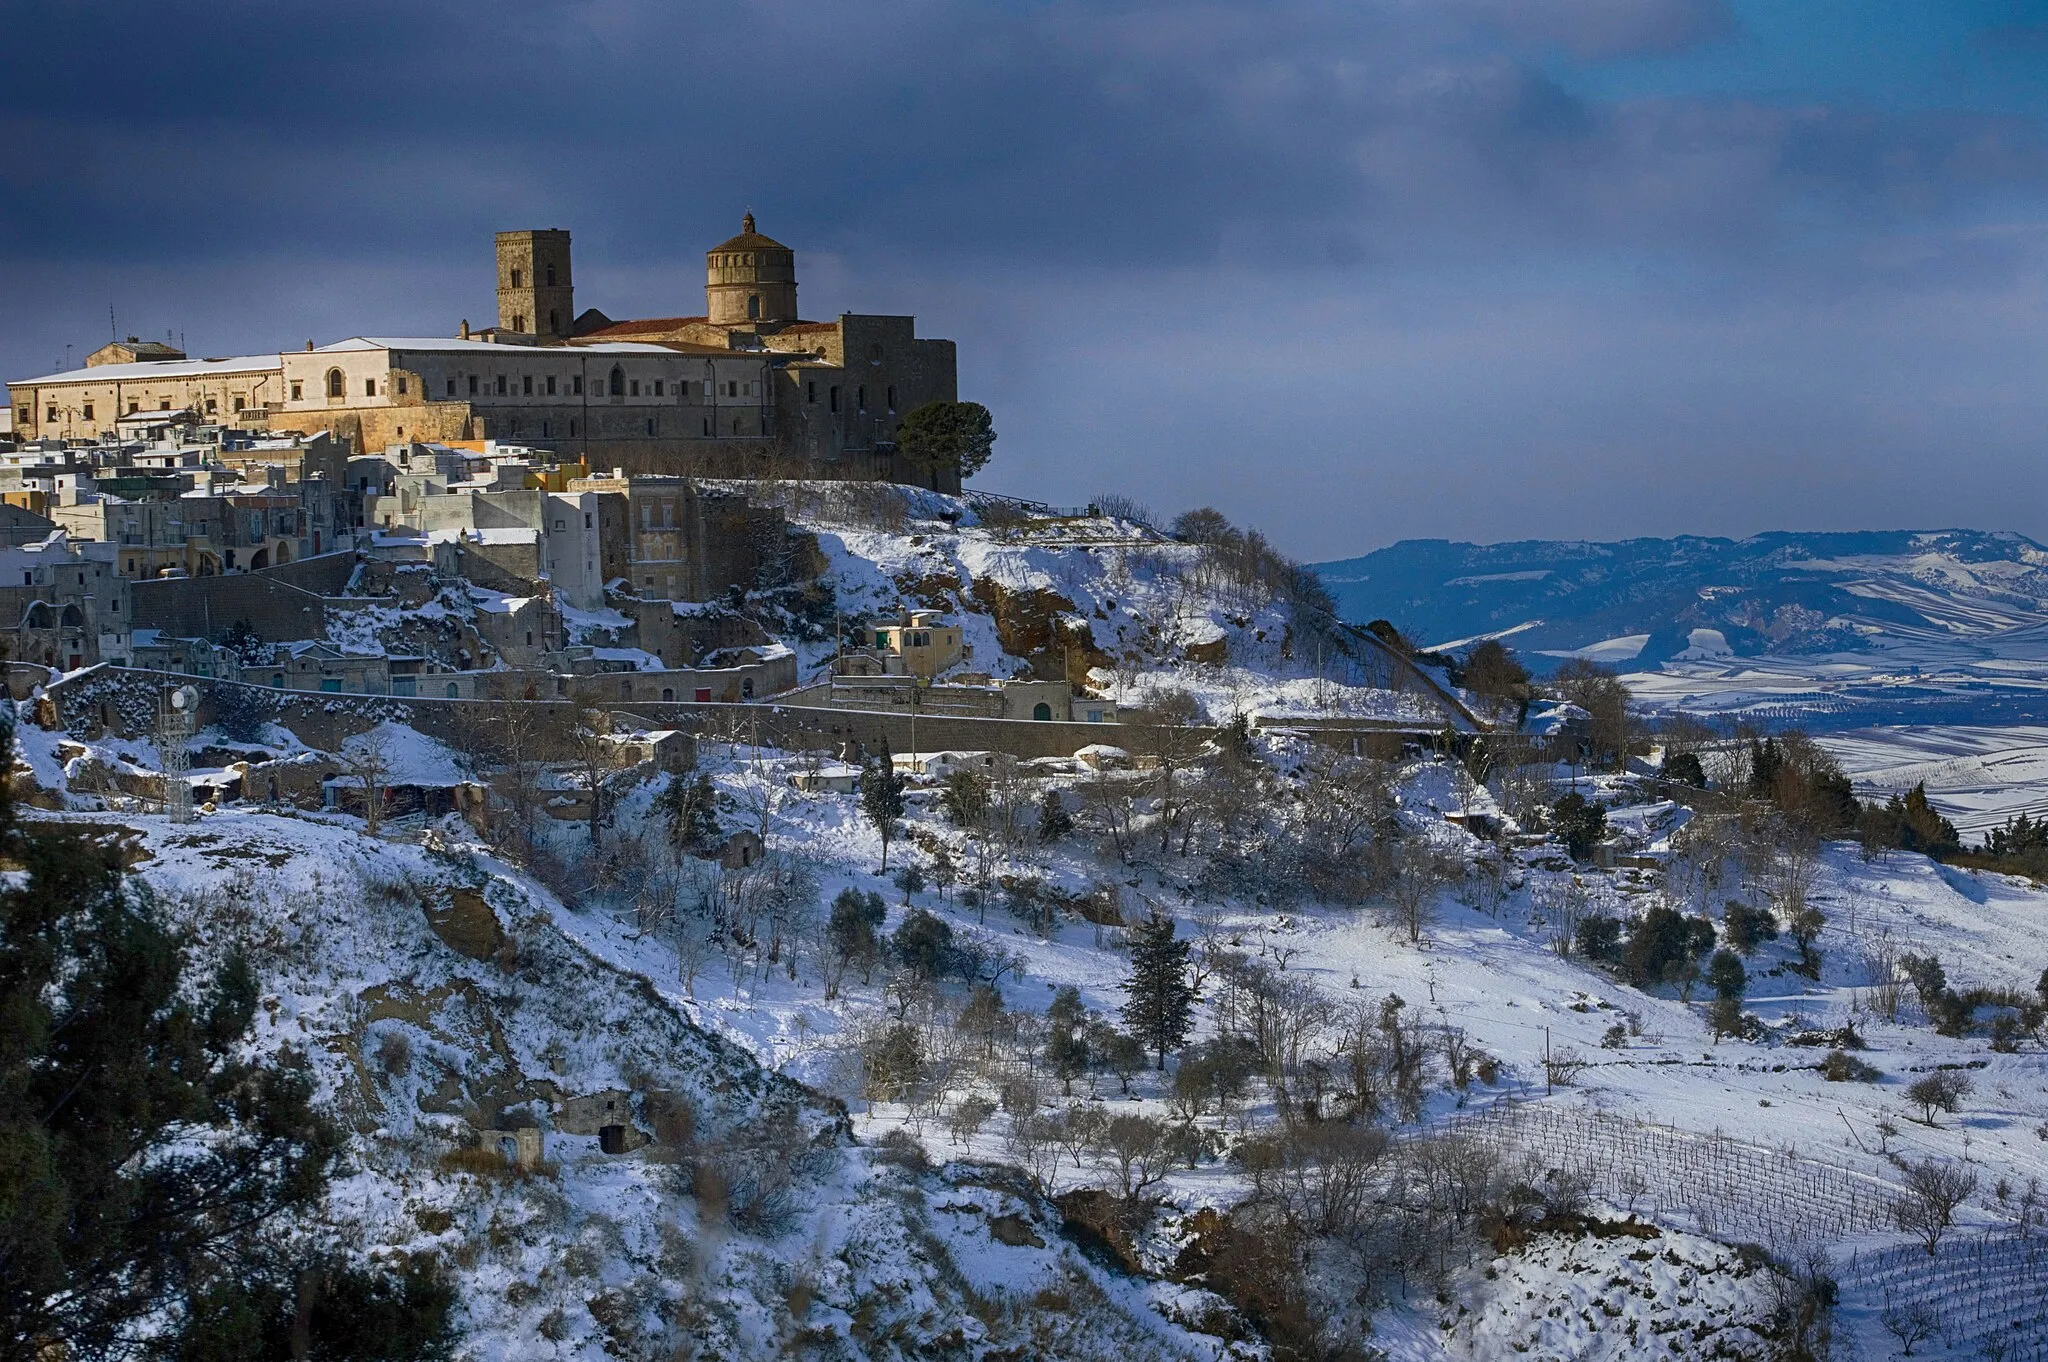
[859,745,907,870]
[828,888,887,983]
[0,721,454,1360]
[1706,948,1748,1002]
[1551,792,1607,861]
[1121,913,1196,1070]
[896,400,996,481]
[656,771,721,850]
[1036,789,1073,844]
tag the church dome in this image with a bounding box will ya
[706,213,798,327]
[711,212,790,255]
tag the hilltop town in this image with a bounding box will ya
[4,228,2046,1362]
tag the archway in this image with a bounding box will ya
[248,548,269,570]
[1032,702,1052,721]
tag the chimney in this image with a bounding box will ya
[460,319,471,340]
[304,340,314,351]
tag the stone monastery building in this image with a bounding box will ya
[9,218,961,490]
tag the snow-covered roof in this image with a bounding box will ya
[313,337,683,357]
[11,354,283,385]
[426,527,539,547]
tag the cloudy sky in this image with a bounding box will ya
[6,0,2048,559]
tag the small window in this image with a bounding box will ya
[546,375,556,395]
[495,375,506,395]
[82,403,94,420]
[291,381,303,400]
[159,398,171,410]
[584,512,592,528]
[364,378,376,397]
[652,380,663,396]
[726,380,737,398]
[127,400,139,413]
[396,377,407,395]
[15,407,25,424]
[232,397,245,412]
[548,309,559,334]
[701,417,710,436]
[205,398,217,414]
[327,369,344,398]
[523,375,533,396]
[468,375,479,396]
[572,374,584,395]
[806,381,816,403]
[44,405,56,423]
[513,314,525,332]
[646,417,656,435]
[446,377,456,396]
[510,268,522,288]
[629,379,640,397]
[857,385,866,411]
[747,294,761,319]
[887,385,896,410]
[829,385,840,413]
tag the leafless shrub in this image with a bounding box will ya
[374,1027,412,1078]
[1894,1157,1977,1255]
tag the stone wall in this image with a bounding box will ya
[131,566,328,642]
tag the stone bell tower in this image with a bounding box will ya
[705,213,797,329]
[496,229,574,338]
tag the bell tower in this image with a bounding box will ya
[705,214,797,329]
[495,229,574,338]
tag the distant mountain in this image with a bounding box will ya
[1310,530,2048,669]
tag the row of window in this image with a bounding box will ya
[804,382,893,413]
[30,394,249,423]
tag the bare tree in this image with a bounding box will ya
[1894,1157,1977,1255]
[339,723,393,836]
[1382,840,1451,945]
[1879,1293,1940,1354]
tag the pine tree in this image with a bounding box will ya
[1036,789,1073,844]
[0,720,454,1359]
[1121,913,1196,1070]
[859,745,907,870]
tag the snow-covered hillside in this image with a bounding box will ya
[17,508,2048,1361]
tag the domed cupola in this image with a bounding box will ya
[706,213,798,328]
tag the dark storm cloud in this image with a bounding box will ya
[5,1,2048,554]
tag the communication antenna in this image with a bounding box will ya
[156,685,199,823]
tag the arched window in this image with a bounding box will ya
[1032,702,1052,721]
[510,268,522,288]
[747,294,761,320]
[661,688,675,702]
[609,366,625,397]
[545,263,556,286]
[325,368,344,398]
